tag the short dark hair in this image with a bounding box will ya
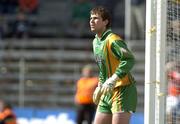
[90,6,111,29]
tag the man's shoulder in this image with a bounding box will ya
[108,33,122,41]
[106,33,123,47]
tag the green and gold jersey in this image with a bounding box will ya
[93,29,135,87]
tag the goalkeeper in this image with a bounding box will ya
[89,6,137,124]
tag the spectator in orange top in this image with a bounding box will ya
[75,64,98,124]
[168,70,180,96]
[166,61,180,124]
[18,0,39,14]
[166,61,180,96]
[0,100,17,124]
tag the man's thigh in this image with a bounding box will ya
[112,112,131,124]
[93,112,112,124]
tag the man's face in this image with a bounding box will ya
[89,13,107,34]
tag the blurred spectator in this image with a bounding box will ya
[67,0,94,37]
[0,0,18,14]
[166,61,180,97]
[18,0,39,14]
[166,61,180,124]
[0,100,17,124]
[9,11,31,38]
[130,0,145,40]
[74,64,98,124]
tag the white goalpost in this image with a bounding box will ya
[145,0,167,123]
[155,0,167,124]
[145,0,180,124]
[144,0,157,123]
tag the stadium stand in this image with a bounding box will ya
[129,40,145,112]
[0,38,144,112]
[29,0,70,37]
[1,0,125,38]
[0,0,144,113]
[0,38,95,107]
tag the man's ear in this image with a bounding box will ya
[104,19,108,26]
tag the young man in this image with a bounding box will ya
[89,6,137,124]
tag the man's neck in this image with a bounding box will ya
[97,28,107,38]
[96,28,111,40]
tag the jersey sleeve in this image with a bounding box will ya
[111,40,135,78]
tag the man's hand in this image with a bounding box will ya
[93,85,103,105]
[101,74,119,94]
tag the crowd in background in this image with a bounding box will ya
[0,0,39,39]
[0,0,39,15]
[0,0,146,40]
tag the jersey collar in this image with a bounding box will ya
[95,29,112,41]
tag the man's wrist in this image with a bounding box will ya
[111,74,119,81]
[98,82,102,87]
